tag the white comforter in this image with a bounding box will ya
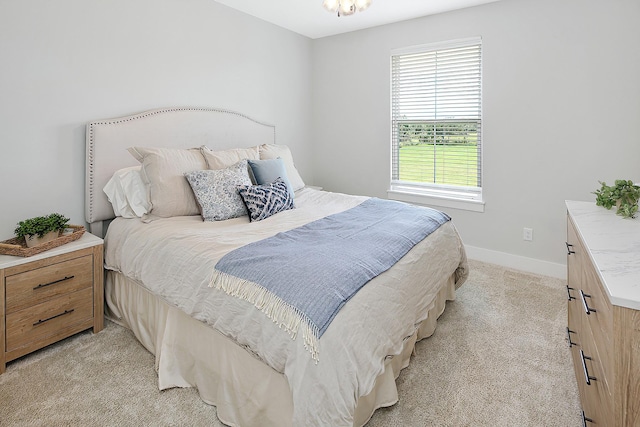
[104,188,468,426]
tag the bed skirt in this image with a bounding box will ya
[105,270,457,427]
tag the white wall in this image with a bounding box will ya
[0,0,312,238]
[2,0,638,275]
[311,0,640,273]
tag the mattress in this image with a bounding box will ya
[104,188,468,426]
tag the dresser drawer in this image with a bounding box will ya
[5,255,93,313]
[5,287,94,353]
[580,259,613,386]
[567,298,586,396]
[579,322,613,426]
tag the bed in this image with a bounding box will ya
[85,107,469,427]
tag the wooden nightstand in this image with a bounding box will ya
[0,232,103,374]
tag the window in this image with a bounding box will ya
[388,37,484,212]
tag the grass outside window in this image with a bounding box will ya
[398,143,479,188]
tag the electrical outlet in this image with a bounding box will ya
[523,227,533,241]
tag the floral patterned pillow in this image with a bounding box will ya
[184,159,252,221]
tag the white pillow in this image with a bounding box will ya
[103,166,151,218]
[200,145,260,169]
[259,144,305,191]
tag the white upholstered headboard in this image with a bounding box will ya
[85,107,276,235]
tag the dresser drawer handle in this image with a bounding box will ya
[566,327,577,347]
[33,275,75,290]
[579,349,597,385]
[581,411,594,426]
[33,309,75,326]
[566,285,575,301]
[566,242,575,255]
[579,290,597,315]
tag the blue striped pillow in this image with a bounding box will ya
[238,177,295,222]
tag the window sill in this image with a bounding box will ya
[387,189,485,213]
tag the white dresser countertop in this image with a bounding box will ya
[566,200,640,311]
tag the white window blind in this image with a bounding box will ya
[390,38,482,206]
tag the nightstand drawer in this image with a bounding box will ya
[5,287,94,353]
[5,255,93,313]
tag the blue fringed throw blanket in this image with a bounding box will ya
[209,198,450,362]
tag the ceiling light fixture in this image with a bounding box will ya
[322,0,372,17]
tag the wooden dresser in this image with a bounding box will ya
[0,232,103,374]
[566,201,640,426]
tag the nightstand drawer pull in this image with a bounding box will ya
[579,349,597,385]
[33,309,75,326]
[33,275,75,290]
[566,327,577,347]
[579,290,596,315]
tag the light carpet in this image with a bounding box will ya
[0,260,582,426]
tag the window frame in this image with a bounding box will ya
[387,37,484,212]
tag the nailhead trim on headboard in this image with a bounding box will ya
[86,107,276,227]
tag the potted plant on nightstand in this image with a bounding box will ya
[14,213,70,248]
[594,179,640,219]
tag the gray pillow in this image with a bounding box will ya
[185,159,252,221]
[248,158,294,198]
[259,144,305,191]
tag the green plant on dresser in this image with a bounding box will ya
[593,179,640,219]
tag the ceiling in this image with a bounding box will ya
[213,0,503,39]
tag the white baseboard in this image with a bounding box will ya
[464,245,566,280]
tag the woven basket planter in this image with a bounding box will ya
[0,225,86,257]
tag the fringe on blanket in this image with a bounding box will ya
[209,269,321,363]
